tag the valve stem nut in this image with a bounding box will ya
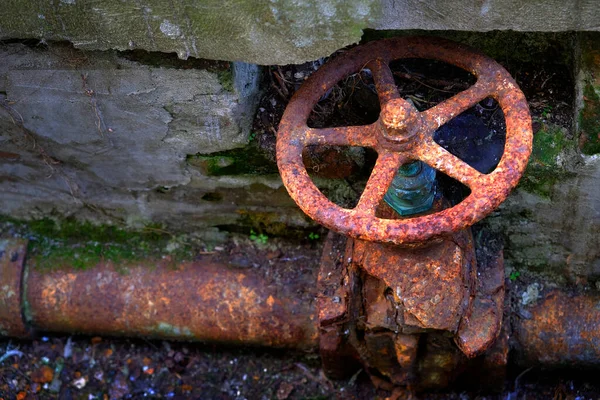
[380,98,422,142]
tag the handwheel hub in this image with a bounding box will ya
[380,98,422,147]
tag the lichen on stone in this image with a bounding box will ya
[0,216,197,271]
[519,123,578,198]
[579,83,600,155]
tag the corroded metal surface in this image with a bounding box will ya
[277,36,533,245]
[317,232,362,379]
[0,239,29,337]
[25,261,318,349]
[354,237,467,332]
[456,240,505,358]
[326,215,506,386]
[515,291,600,366]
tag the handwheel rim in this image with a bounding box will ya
[276,36,532,245]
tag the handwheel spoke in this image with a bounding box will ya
[303,124,379,148]
[367,59,401,107]
[355,151,406,214]
[421,80,491,131]
[417,139,484,189]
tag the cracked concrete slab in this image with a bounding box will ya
[0,43,265,228]
[0,0,599,64]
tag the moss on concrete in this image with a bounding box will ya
[237,210,294,237]
[519,124,576,198]
[187,146,278,176]
[0,0,378,65]
[577,33,600,155]
[217,69,235,93]
[1,216,195,271]
[579,83,600,155]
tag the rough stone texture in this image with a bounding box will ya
[1,28,599,286]
[373,0,600,33]
[0,43,293,231]
[487,158,600,281]
[482,35,600,282]
[0,0,378,65]
[1,1,599,65]
[576,33,600,155]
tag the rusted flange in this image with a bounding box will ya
[0,239,29,338]
[277,36,532,245]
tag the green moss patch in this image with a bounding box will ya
[579,83,600,155]
[187,145,277,176]
[519,124,576,197]
[217,69,234,92]
[1,217,195,271]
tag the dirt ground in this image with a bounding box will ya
[3,330,600,400]
[0,36,592,399]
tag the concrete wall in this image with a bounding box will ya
[0,43,299,232]
[1,0,599,65]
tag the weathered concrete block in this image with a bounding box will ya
[0,0,377,65]
[0,43,271,230]
[482,32,600,282]
[374,0,600,33]
[576,33,600,155]
[1,0,599,64]
[1,44,259,186]
[487,153,600,282]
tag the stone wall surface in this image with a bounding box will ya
[0,0,378,65]
[487,156,600,281]
[480,33,600,282]
[1,0,599,65]
[0,43,315,233]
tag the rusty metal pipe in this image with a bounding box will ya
[4,238,600,370]
[0,239,29,338]
[513,290,600,367]
[0,240,318,349]
[25,262,319,349]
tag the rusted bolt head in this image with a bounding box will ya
[380,98,421,143]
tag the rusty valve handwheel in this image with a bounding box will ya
[277,37,532,245]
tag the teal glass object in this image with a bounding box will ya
[383,161,436,216]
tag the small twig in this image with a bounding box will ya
[405,95,436,105]
[507,366,534,400]
[2,365,31,382]
[0,349,24,365]
[270,82,288,101]
[540,73,555,90]
[487,106,501,129]
[347,368,362,386]
[273,67,290,98]
[294,363,334,392]
[142,337,159,350]
[81,73,106,139]
[0,100,36,147]
[393,71,468,93]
